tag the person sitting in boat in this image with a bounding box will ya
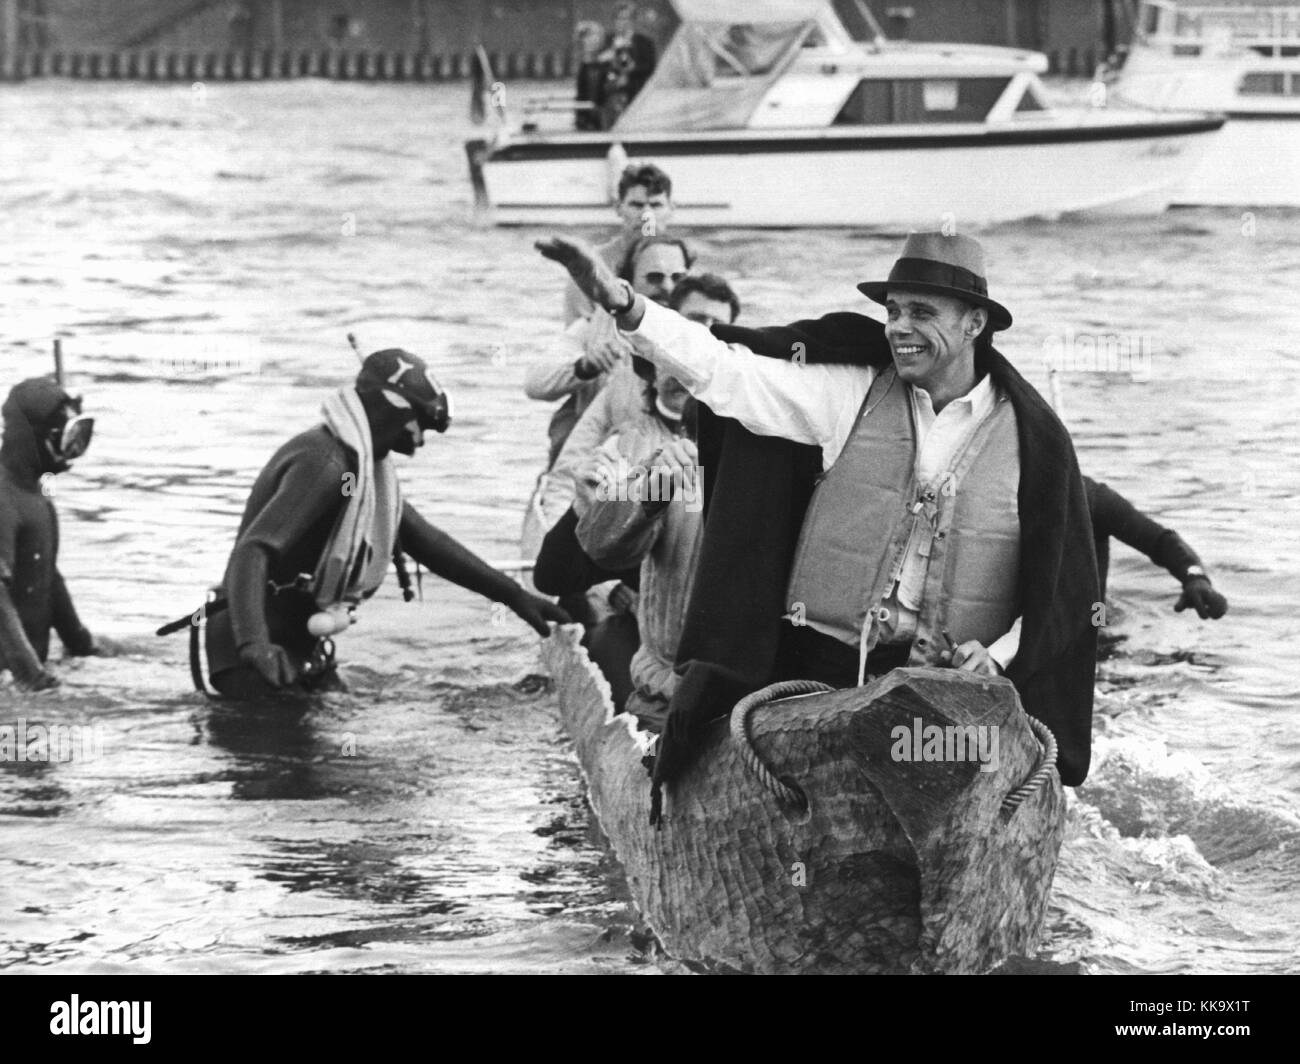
[537,231,1100,813]
[533,361,699,717]
[574,20,610,131]
[540,273,740,530]
[563,165,674,327]
[532,274,737,634]
[192,349,568,699]
[0,378,99,691]
[574,370,702,732]
[598,2,657,128]
[525,231,691,473]
[1085,475,1228,623]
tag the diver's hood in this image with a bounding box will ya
[1,378,93,482]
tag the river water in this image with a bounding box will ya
[0,78,1296,975]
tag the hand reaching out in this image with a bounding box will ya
[536,236,628,313]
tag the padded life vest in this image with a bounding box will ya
[785,365,1021,667]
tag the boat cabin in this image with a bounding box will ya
[1132,1,1300,104]
[1136,0,1300,59]
[611,0,1052,133]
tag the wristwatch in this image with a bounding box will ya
[607,279,636,316]
[1184,565,1207,580]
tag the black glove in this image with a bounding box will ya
[509,591,572,637]
[238,642,300,687]
[1175,576,1228,620]
[63,625,98,657]
[14,666,59,692]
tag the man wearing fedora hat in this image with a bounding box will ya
[537,232,1099,812]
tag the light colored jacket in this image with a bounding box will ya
[576,416,702,700]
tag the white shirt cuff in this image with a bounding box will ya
[987,616,1022,672]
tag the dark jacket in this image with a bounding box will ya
[1085,477,1201,598]
[651,314,1099,817]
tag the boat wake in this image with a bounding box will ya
[1046,735,1300,973]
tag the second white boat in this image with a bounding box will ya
[1109,0,1300,207]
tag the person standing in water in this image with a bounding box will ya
[196,350,568,699]
[0,377,99,691]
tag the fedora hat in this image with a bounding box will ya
[857,232,1012,332]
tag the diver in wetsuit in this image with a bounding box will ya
[0,378,98,691]
[198,349,569,699]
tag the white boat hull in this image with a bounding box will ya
[479,118,1224,228]
[1170,116,1300,206]
[1113,46,1300,207]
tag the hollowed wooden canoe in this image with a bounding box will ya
[541,624,1066,974]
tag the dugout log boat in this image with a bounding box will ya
[541,624,1067,974]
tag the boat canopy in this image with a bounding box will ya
[616,1,840,131]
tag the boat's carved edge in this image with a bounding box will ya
[541,624,654,755]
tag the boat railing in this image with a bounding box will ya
[1141,4,1300,55]
[522,94,596,116]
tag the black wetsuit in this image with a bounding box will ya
[207,424,527,697]
[1085,476,1202,598]
[0,467,92,671]
[0,383,93,682]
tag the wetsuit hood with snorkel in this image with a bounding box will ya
[1,377,94,482]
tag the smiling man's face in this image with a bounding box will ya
[884,288,986,395]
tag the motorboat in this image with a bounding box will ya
[466,0,1225,228]
[1108,0,1300,205]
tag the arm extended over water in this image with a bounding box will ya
[399,503,569,635]
[536,236,867,456]
[1086,477,1227,618]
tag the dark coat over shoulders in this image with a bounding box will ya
[653,313,1099,809]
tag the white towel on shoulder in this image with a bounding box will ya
[313,388,402,609]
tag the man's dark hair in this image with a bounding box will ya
[617,163,672,202]
[619,235,695,281]
[669,273,740,324]
[640,373,698,438]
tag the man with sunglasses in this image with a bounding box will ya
[525,235,694,472]
[0,377,98,691]
[199,349,568,699]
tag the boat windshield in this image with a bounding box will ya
[616,19,815,131]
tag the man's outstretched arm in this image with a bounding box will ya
[1087,477,1227,619]
[399,503,569,635]
[536,235,869,457]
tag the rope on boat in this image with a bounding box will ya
[733,681,1056,818]
[730,680,833,812]
[1000,714,1058,817]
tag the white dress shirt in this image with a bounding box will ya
[629,299,1022,668]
